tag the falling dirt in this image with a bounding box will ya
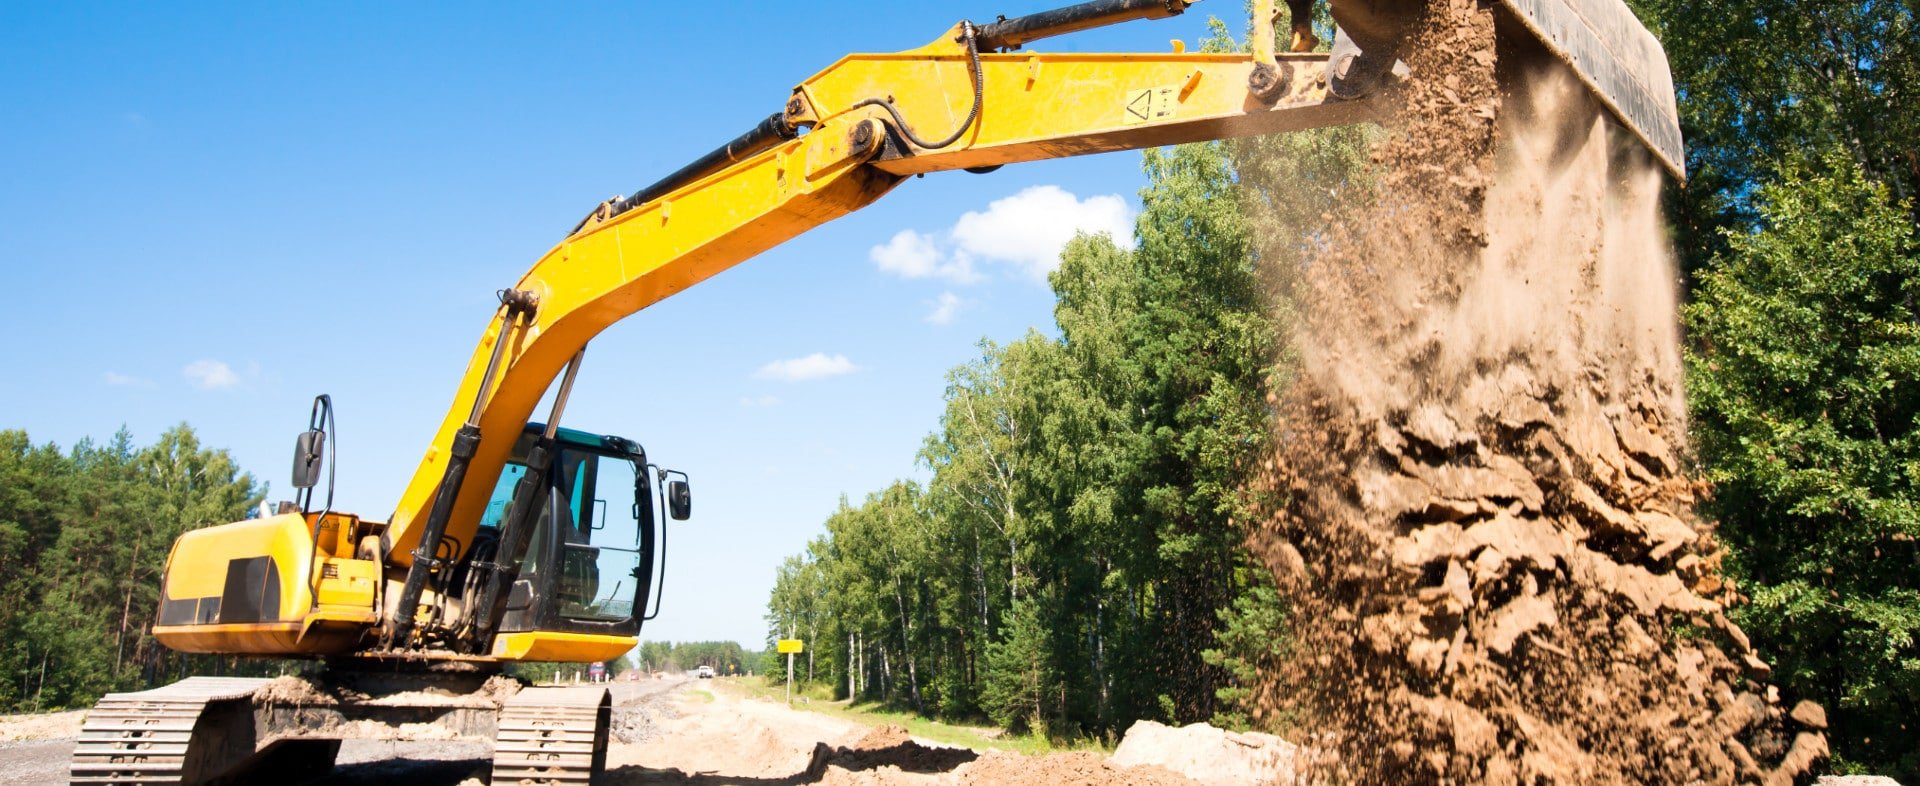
[1242,0,1830,782]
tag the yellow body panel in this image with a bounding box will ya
[154,513,382,656]
[490,631,637,663]
[159,513,315,616]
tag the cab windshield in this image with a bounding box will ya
[477,433,645,623]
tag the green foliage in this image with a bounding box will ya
[0,425,271,712]
[1615,0,1920,773]
[1200,566,1289,731]
[625,640,752,675]
[981,595,1057,732]
[1685,150,1920,777]
[1631,0,1919,275]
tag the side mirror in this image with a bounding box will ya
[667,479,691,520]
[292,430,326,490]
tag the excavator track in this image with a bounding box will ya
[69,677,268,785]
[491,685,611,785]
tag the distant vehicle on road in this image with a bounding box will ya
[696,666,715,679]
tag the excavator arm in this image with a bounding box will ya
[382,3,1374,575]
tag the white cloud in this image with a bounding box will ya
[868,186,1135,285]
[869,229,978,282]
[753,353,858,382]
[926,292,963,324]
[103,371,152,387]
[182,359,240,390]
[738,395,781,408]
[951,185,1136,279]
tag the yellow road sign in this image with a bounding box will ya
[776,639,804,654]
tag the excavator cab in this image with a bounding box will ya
[468,423,680,640]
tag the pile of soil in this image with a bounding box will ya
[1242,0,1829,781]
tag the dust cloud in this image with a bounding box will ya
[1243,0,1830,781]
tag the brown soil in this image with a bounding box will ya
[1241,0,1828,782]
[604,684,1201,785]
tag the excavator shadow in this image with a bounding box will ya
[305,755,491,785]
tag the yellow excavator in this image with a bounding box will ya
[70,0,1683,782]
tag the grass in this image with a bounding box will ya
[716,677,1110,756]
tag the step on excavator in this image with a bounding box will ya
[70,0,1682,782]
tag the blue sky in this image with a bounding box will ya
[0,2,1233,649]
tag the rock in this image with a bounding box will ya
[1404,403,1472,450]
[1635,509,1697,561]
[1486,593,1557,655]
[1789,700,1828,730]
[1393,522,1465,568]
[1110,720,1297,786]
[1743,652,1775,680]
[1565,481,1641,540]
[1359,469,1439,521]
[1772,733,1831,785]
[1814,777,1905,786]
[1462,512,1565,572]
[1715,612,1752,652]
[1613,615,1657,659]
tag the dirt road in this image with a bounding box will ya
[0,677,1189,785]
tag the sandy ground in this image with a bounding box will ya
[0,678,1190,786]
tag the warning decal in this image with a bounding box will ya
[1123,86,1177,124]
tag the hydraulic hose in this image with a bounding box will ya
[850,22,984,151]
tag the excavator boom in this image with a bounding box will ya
[381,0,1683,590]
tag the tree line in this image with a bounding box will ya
[0,425,276,712]
[636,640,755,675]
[764,115,1344,736]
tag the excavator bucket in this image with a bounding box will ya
[1330,0,1685,179]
